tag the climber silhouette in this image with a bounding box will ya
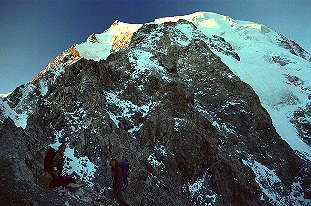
[110,159,129,206]
[44,144,75,188]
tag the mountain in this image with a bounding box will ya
[1,12,311,206]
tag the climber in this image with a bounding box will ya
[45,143,76,188]
[110,159,129,206]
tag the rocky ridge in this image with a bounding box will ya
[1,12,311,206]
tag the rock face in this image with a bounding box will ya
[1,12,311,206]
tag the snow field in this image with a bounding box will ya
[212,42,311,160]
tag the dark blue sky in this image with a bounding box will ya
[1,0,310,94]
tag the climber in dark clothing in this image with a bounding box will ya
[48,144,66,188]
[45,143,76,188]
[110,159,129,206]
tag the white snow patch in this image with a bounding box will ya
[105,90,156,136]
[242,157,284,205]
[0,92,12,98]
[155,142,168,157]
[242,156,310,206]
[147,153,165,171]
[0,85,35,129]
[75,21,142,61]
[0,99,28,128]
[128,49,169,80]
[107,111,120,128]
[182,170,217,205]
[40,80,48,96]
[196,101,236,136]
[50,130,97,187]
[105,90,154,118]
[128,124,142,139]
[174,117,185,131]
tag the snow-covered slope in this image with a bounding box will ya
[73,12,311,160]
[2,12,311,206]
[0,87,33,129]
[0,92,11,98]
[75,20,142,61]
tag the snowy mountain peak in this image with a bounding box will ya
[75,20,142,61]
[2,12,311,205]
[155,11,237,28]
[29,12,311,85]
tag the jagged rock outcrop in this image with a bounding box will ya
[1,12,311,206]
[0,117,104,206]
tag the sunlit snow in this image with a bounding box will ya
[75,21,142,61]
[0,92,12,98]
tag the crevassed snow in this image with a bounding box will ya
[50,130,97,187]
[242,155,310,206]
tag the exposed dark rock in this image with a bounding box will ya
[290,104,311,146]
[1,17,309,206]
[277,34,311,62]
